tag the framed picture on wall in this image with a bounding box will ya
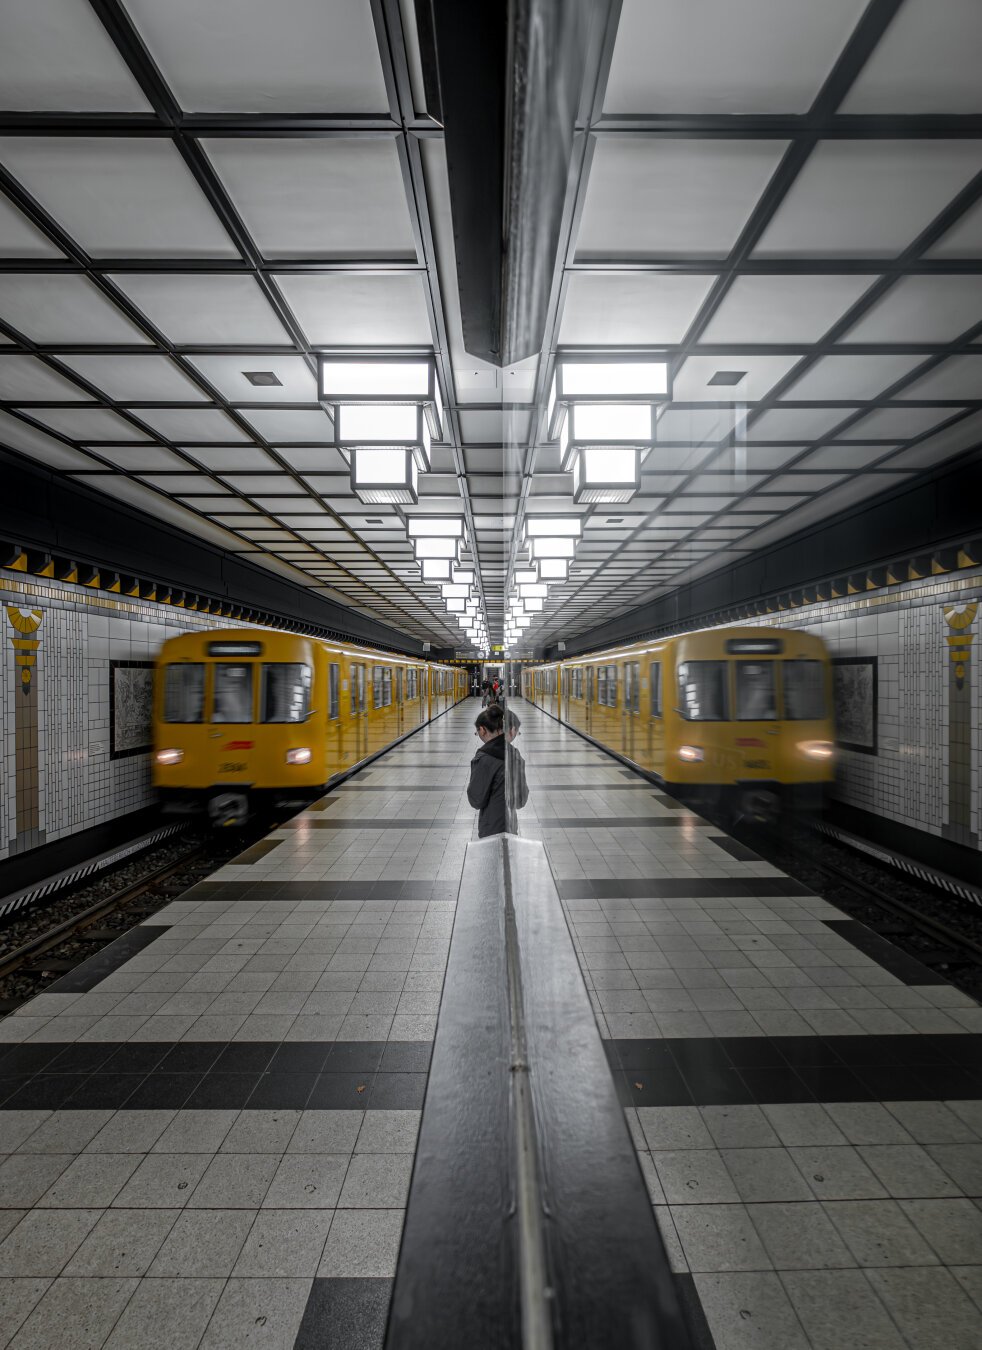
[832,657,878,754]
[110,660,154,759]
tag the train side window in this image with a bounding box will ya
[678,661,728,721]
[351,663,365,715]
[212,664,253,723]
[407,668,416,700]
[328,663,340,719]
[735,662,777,720]
[783,660,826,719]
[597,666,607,704]
[382,667,392,707]
[261,663,311,722]
[372,666,383,708]
[606,664,618,707]
[650,663,662,717]
[163,663,204,723]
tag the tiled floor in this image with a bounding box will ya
[519,700,982,1350]
[0,703,478,1350]
[1,697,979,1349]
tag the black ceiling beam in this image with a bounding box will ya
[591,113,982,138]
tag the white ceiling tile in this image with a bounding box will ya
[656,407,741,443]
[0,409,95,468]
[181,446,279,471]
[604,0,866,114]
[135,407,251,442]
[84,445,190,471]
[700,274,878,344]
[124,0,388,113]
[577,139,787,258]
[882,409,982,468]
[895,354,982,401]
[683,472,768,493]
[844,274,982,343]
[842,405,964,440]
[0,355,92,402]
[927,197,982,258]
[274,272,432,345]
[0,0,151,111]
[751,406,858,440]
[220,474,297,495]
[766,472,847,492]
[795,443,896,470]
[240,408,336,442]
[841,0,982,114]
[278,447,348,473]
[705,445,808,472]
[55,354,210,402]
[0,194,63,258]
[187,354,317,403]
[673,354,803,403]
[782,352,925,401]
[109,273,291,344]
[559,271,715,344]
[754,141,982,258]
[137,474,219,494]
[0,138,239,258]
[20,405,149,441]
[0,274,151,344]
[204,138,416,258]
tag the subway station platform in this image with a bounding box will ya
[1,699,981,1349]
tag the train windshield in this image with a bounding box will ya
[678,661,728,720]
[735,662,777,720]
[212,663,253,723]
[261,663,311,723]
[783,660,826,719]
[163,664,204,723]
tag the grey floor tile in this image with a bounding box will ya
[898,1197,982,1264]
[37,1153,141,1209]
[112,1154,211,1210]
[103,1276,225,1350]
[761,1105,847,1148]
[188,1154,279,1210]
[945,1101,982,1137]
[287,1111,362,1155]
[84,1111,177,1154]
[337,1154,413,1210]
[693,1270,810,1350]
[15,1112,114,1155]
[221,1111,302,1155]
[0,1279,52,1348]
[823,1103,914,1146]
[0,1210,101,1277]
[823,1199,940,1267]
[671,1203,772,1274]
[0,1114,52,1154]
[950,1264,982,1313]
[197,1277,311,1349]
[884,1101,979,1144]
[859,1144,965,1198]
[653,1150,740,1205]
[720,1149,813,1203]
[355,1111,420,1155]
[148,1209,257,1278]
[787,1146,887,1201]
[700,1106,780,1150]
[233,1210,333,1278]
[8,1276,137,1350]
[780,1269,907,1350]
[318,1209,404,1278]
[262,1155,348,1209]
[925,1143,982,1196]
[0,1155,73,1209]
[153,1110,240,1154]
[638,1107,714,1151]
[747,1201,855,1271]
[63,1208,178,1277]
[866,1266,982,1350]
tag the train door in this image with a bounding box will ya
[586,666,594,734]
[395,667,404,734]
[648,659,664,774]
[418,667,426,724]
[351,662,368,759]
[622,660,640,758]
[562,667,570,723]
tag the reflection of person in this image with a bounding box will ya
[469,704,507,837]
[504,709,528,820]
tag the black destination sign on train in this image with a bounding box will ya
[206,641,263,656]
[725,638,783,655]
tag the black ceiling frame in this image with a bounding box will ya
[514,0,982,647]
[0,0,483,649]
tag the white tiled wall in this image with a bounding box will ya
[1,572,271,862]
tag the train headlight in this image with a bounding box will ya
[286,747,312,765]
[677,745,704,763]
[799,740,834,760]
[155,748,184,766]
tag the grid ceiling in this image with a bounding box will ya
[1,0,981,653]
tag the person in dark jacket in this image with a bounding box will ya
[467,705,528,837]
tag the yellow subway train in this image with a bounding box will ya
[523,625,835,821]
[153,628,468,823]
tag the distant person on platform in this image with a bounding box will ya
[467,704,529,838]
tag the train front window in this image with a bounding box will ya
[212,664,253,723]
[163,664,204,723]
[678,661,728,721]
[735,662,777,720]
[783,660,826,719]
[261,664,310,723]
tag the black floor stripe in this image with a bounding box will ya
[281,818,464,830]
[606,1034,982,1107]
[296,1278,392,1350]
[230,839,282,864]
[44,926,170,993]
[183,879,460,902]
[558,877,815,899]
[825,919,950,986]
[531,781,660,790]
[542,816,705,829]
[0,1039,433,1111]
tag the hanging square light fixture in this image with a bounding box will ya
[421,557,453,581]
[528,536,576,560]
[572,446,642,503]
[319,354,443,441]
[514,568,538,585]
[413,537,459,560]
[350,447,419,505]
[547,355,671,439]
[406,516,465,539]
[560,403,654,472]
[524,515,582,540]
[523,597,544,612]
[538,557,569,581]
[335,404,432,471]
